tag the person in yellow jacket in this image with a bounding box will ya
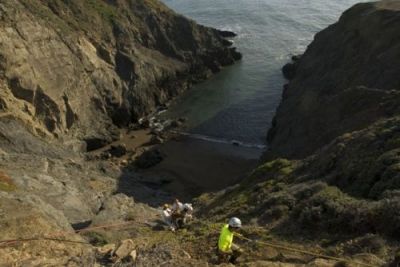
[218,217,243,264]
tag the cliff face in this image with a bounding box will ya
[0,1,242,265]
[267,1,400,159]
[0,0,239,143]
[195,2,400,265]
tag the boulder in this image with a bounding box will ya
[114,239,135,259]
[170,120,182,128]
[129,250,137,262]
[150,135,164,145]
[222,39,234,47]
[282,62,297,80]
[84,137,110,152]
[230,47,243,61]
[97,243,116,255]
[135,149,164,169]
[107,144,127,157]
[217,30,237,38]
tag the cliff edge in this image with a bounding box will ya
[196,1,400,265]
[267,0,400,159]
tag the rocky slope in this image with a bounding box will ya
[196,1,400,266]
[267,0,400,159]
[0,0,240,146]
[5,0,400,266]
[0,0,242,266]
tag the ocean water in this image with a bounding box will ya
[161,0,369,147]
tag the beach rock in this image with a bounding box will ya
[281,55,301,80]
[138,149,164,168]
[84,137,110,152]
[150,135,164,145]
[108,144,128,157]
[217,30,238,38]
[282,62,297,80]
[170,121,181,128]
[135,149,164,169]
[138,118,151,128]
[222,39,234,47]
[230,47,243,60]
[178,117,188,123]
[232,141,241,146]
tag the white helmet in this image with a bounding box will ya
[183,203,193,212]
[228,217,242,228]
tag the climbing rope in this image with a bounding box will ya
[0,220,383,266]
[0,220,148,248]
[237,235,379,267]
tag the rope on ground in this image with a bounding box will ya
[0,220,150,248]
[237,235,378,267]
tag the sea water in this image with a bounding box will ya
[161,0,370,148]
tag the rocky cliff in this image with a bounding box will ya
[267,0,400,159]
[0,0,240,145]
[0,1,242,266]
[196,1,400,265]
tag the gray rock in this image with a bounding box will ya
[150,135,164,145]
[108,144,128,158]
[135,149,164,169]
[114,239,135,259]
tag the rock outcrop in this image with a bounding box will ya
[0,0,241,266]
[0,0,240,144]
[195,1,400,265]
[267,1,400,159]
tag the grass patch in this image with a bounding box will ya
[251,158,293,178]
[86,0,118,22]
[83,231,109,246]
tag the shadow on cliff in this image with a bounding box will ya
[115,94,274,207]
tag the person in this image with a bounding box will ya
[170,198,184,228]
[171,198,184,214]
[161,204,175,231]
[175,203,194,228]
[182,203,193,224]
[217,217,243,264]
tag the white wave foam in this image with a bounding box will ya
[170,130,266,149]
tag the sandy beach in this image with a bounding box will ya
[88,128,262,201]
[136,136,262,200]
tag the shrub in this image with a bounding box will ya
[83,231,109,246]
[341,234,387,256]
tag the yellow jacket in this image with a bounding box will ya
[218,224,234,252]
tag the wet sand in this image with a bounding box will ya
[90,129,262,201]
[137,136,261,200]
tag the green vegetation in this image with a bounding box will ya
[83,231,109,246]
[19,0,73,34]
[251,158,293,177]
[86,0,118,22]
[142,0,169,13]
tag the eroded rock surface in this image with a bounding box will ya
[267,1,400,159]
[0,0,240,143]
